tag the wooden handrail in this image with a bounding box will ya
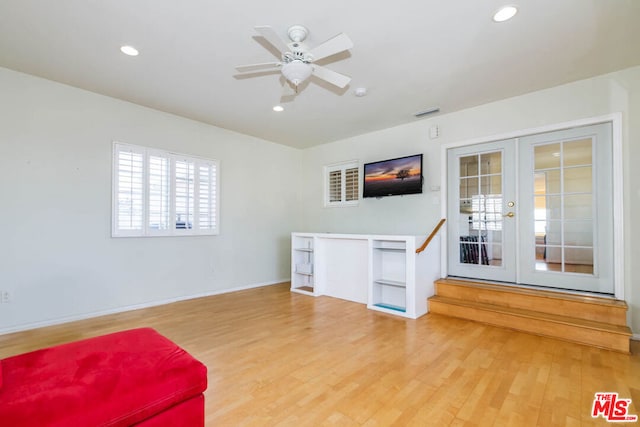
[416,218,446,254]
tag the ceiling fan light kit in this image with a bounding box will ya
[281,60,313,87]
[236,24,353,94]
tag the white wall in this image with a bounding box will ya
[616,68,640,337]
[2,64,639,337]
[299,123,444,235]
[0,67,301,333]
[300,66,640,335]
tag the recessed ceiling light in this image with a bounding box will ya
[493,5,518,22]
[273,105,284,112]
[120,45,139,56]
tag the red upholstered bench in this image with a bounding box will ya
[0,327,207,426]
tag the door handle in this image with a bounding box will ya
[503,212,515,218]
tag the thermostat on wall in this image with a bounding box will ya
[429,125,440,139]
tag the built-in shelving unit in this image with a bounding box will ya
[291,233,316,296]
[370,239,409,314]
[290,232,441,318]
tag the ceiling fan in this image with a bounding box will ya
[235,25,353,95]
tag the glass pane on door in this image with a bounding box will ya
[533,138,594,274]
[458,152,503,267]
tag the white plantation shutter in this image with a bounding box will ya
[198,162,217,231]
[115,146,144,233]
[345,167,359,202]
[329,170,342,202]
[324,161,359,207]
[148,155,170,231]
[175,160,195,230]
[112,142,219,236]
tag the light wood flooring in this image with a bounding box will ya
[1,282,639,426]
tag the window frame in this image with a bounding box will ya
[323,160,360,208]
[112,142,219,237]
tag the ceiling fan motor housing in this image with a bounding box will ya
[287,25,308,43]
[283,50,311,63]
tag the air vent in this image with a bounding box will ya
[414,107,440,118]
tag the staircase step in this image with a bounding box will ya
[435,278,627,326]
[428,295,631,353]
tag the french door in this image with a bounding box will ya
[447,123,614,294]
[447,139,517,282]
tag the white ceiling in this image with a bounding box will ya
[1,1,639,149]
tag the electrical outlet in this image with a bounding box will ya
[1,291,10,304]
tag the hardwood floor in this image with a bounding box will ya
[1,282,639,426]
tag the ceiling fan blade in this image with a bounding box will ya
[312,64,351,88]
[308,33,353,61]
[254,26,290,54]
[235,62,282,73]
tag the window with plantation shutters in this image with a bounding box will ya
[324,161,360,207]
[113,142,219,237]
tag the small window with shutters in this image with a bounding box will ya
[112,142,219,237]
[324,161,360,207]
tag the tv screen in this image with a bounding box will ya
[363,154,423,198]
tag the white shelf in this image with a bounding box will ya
[373,279,406,287]
[372,242,406,251]
[372,303,406,313]
[295,271,313,276]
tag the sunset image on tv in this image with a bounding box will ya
[363,154,423,198]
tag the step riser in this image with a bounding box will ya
[435,281,627,326]
[429,300,629,353]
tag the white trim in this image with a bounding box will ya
[0,279,288,336]
[440,144,448,278]
[632,334,640,342]
[439,113,624,299]
[514,138,521,285]
[611,114,624,299]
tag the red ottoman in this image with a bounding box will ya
[0,327,207,426]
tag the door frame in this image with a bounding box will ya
[439,113,624,299]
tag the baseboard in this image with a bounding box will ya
[633,333,640,342]
[0,279,289,336]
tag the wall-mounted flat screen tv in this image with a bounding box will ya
[363,154,423,198]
